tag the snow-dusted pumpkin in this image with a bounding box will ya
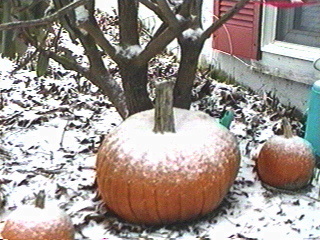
[257,118,315,190]
[96,82,240,225]
[1,191,74,240]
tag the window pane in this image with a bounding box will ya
[276,5,320,48]
[295,5,320,32]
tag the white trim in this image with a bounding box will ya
[261,6,320,62]
[262,41,320,62]
[261,6,278,46]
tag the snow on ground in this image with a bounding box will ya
[1,55,320,240]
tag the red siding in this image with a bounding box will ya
[213,0,262,60]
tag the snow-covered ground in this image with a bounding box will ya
[1,53,320,240]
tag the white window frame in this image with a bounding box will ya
[261,6,320,61]
[258,6,320,84]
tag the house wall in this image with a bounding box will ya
[211,52,312,113]
[94,0,318,114]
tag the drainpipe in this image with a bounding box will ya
[305,58,320,164]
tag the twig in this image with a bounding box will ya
[78,166,96,171]
[59,120,70,149]
[0,0,89,31]
[37,167,64,175]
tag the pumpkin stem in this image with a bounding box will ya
[35,190,46,209]
[153,81,175,133]
[282,117,294,138]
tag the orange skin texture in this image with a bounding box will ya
[257,135,315,190]
[96,108,240,225]
[1,205,75,240]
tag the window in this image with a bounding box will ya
[259,5,320,84]
[276,5,320,48]
[261,5,320,62]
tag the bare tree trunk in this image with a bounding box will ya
[173,38,203,109]
[120,62,153,116]
[172,0,203,110]
[118,0,140,46]
[87,71,129,119]
[117,0,153,116]
[174,0,250,110]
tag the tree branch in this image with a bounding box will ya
[132,1,196,67]
[200,0,250,42]
[0,0,90,31]
[47,51,89,77]
[178,0,194,18]
[74,15,129,119]
[133,22,188,66]
[78,20,122,64]
[139,0,163,18]
[118,0,140,46]
[190,0,203,28]
[49,48,128,119]
[156,0,180,28]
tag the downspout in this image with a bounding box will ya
[305,58,320,164]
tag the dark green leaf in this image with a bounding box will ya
[37,51,49,77]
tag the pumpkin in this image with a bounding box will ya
[257,118,315,190]
[1,191,75,240]
[96,81,240,225]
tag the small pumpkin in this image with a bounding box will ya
[2,190,75,240]
[96,81,240,225]
[257,118,315,190]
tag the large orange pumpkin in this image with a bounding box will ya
[96,82,240,225]
[257,118,315,190]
